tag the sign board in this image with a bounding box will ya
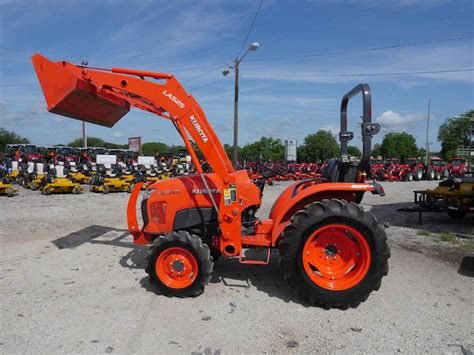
[96,154,117,165]
[128,137,141,153]
[285,139,297,162]
[138,156,156,166]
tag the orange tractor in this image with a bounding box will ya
[32,54,389,308]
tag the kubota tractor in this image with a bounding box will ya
[32,54,390,308]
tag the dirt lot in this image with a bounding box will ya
[1,180,473,353]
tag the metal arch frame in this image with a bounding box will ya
[339,83,380,174]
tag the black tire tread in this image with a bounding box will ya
[145,231,213,297]
[278,199,390,308]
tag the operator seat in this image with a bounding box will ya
[54,163,66,178]
[324,159,359,183]
[36,163,44,175]
[325,159,341,182]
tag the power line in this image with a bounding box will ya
[236,0,264,57]
[180,65,227,83]
[241,68,474,78]
[246,34,474,62]
[188,78,228,92]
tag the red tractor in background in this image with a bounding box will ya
[425,157,449,180]
[32,53,389,308]
[449,157,467,177]
[406,158,425,181]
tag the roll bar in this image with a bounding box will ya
[339,83,380,174]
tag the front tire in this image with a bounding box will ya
[426,168,435,180]
[278,199,390,308]
[414,168,423,181]
[145,231,213,297]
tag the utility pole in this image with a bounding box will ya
[469,117,473,170]
[82,121,87,148]
[233,58,239,168]
[223,42,259,168]
[425,99,431,164]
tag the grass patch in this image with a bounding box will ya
[460,240,474,251]
[417,230,431,236]
[438,233,457,243]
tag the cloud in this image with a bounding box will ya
[112,131,124,138]
[376,110,426,130]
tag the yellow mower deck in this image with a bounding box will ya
[41,177,83,195]
[68,171,91,184]
[141,173,172,190]
[7,170,19,181]
[0,182,19,197]
[29,174,45,190]
[90,177,131,194]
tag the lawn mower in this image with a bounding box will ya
[32,53,389,308]
[29,162,46,190]
[89,156,132,193]
[67,162,92,184]
[7,160,20,182]
[426,174,474,218]
[0,169,18,197]
[39,163,83,195]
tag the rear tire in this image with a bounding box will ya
[435,172,441,180]
[6,187,14,197]
[103,185,110,194]
[145,231,213,297]
[404,172,413,182]
[278,199,390,308]
[414,168,423,181]
[43,186,52,195]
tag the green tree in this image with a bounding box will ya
[371,143,382,157]
[347,146,361,157]
[380,132,418,162]
[437,110,473,160]
[68,137,127,149]
[240,137,284,162]
[0,127,30,152]
[298,130,340,162]
[141,142,170,156]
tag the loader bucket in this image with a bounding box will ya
[32,53,130,127]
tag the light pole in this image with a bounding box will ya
[82,121,87,148]
[223,42,259,168]
[425,99,431,165]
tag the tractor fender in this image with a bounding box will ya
[269,180,384,246]
[127,182,147,244]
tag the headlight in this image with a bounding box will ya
[142,188,156,201]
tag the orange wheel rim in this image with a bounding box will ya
[302,224,371,291]
[155,247,198,289]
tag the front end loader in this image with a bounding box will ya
[32,53,389,308]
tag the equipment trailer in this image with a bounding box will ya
[32,53,389,308]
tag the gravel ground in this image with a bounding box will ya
[0,180,472,353]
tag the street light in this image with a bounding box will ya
[223,42,260,167]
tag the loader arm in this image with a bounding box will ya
[32,53,241,240]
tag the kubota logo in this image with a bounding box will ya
[162,90,185,109]
[190,115,208,143]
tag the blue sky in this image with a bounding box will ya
[0,0,473,152]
